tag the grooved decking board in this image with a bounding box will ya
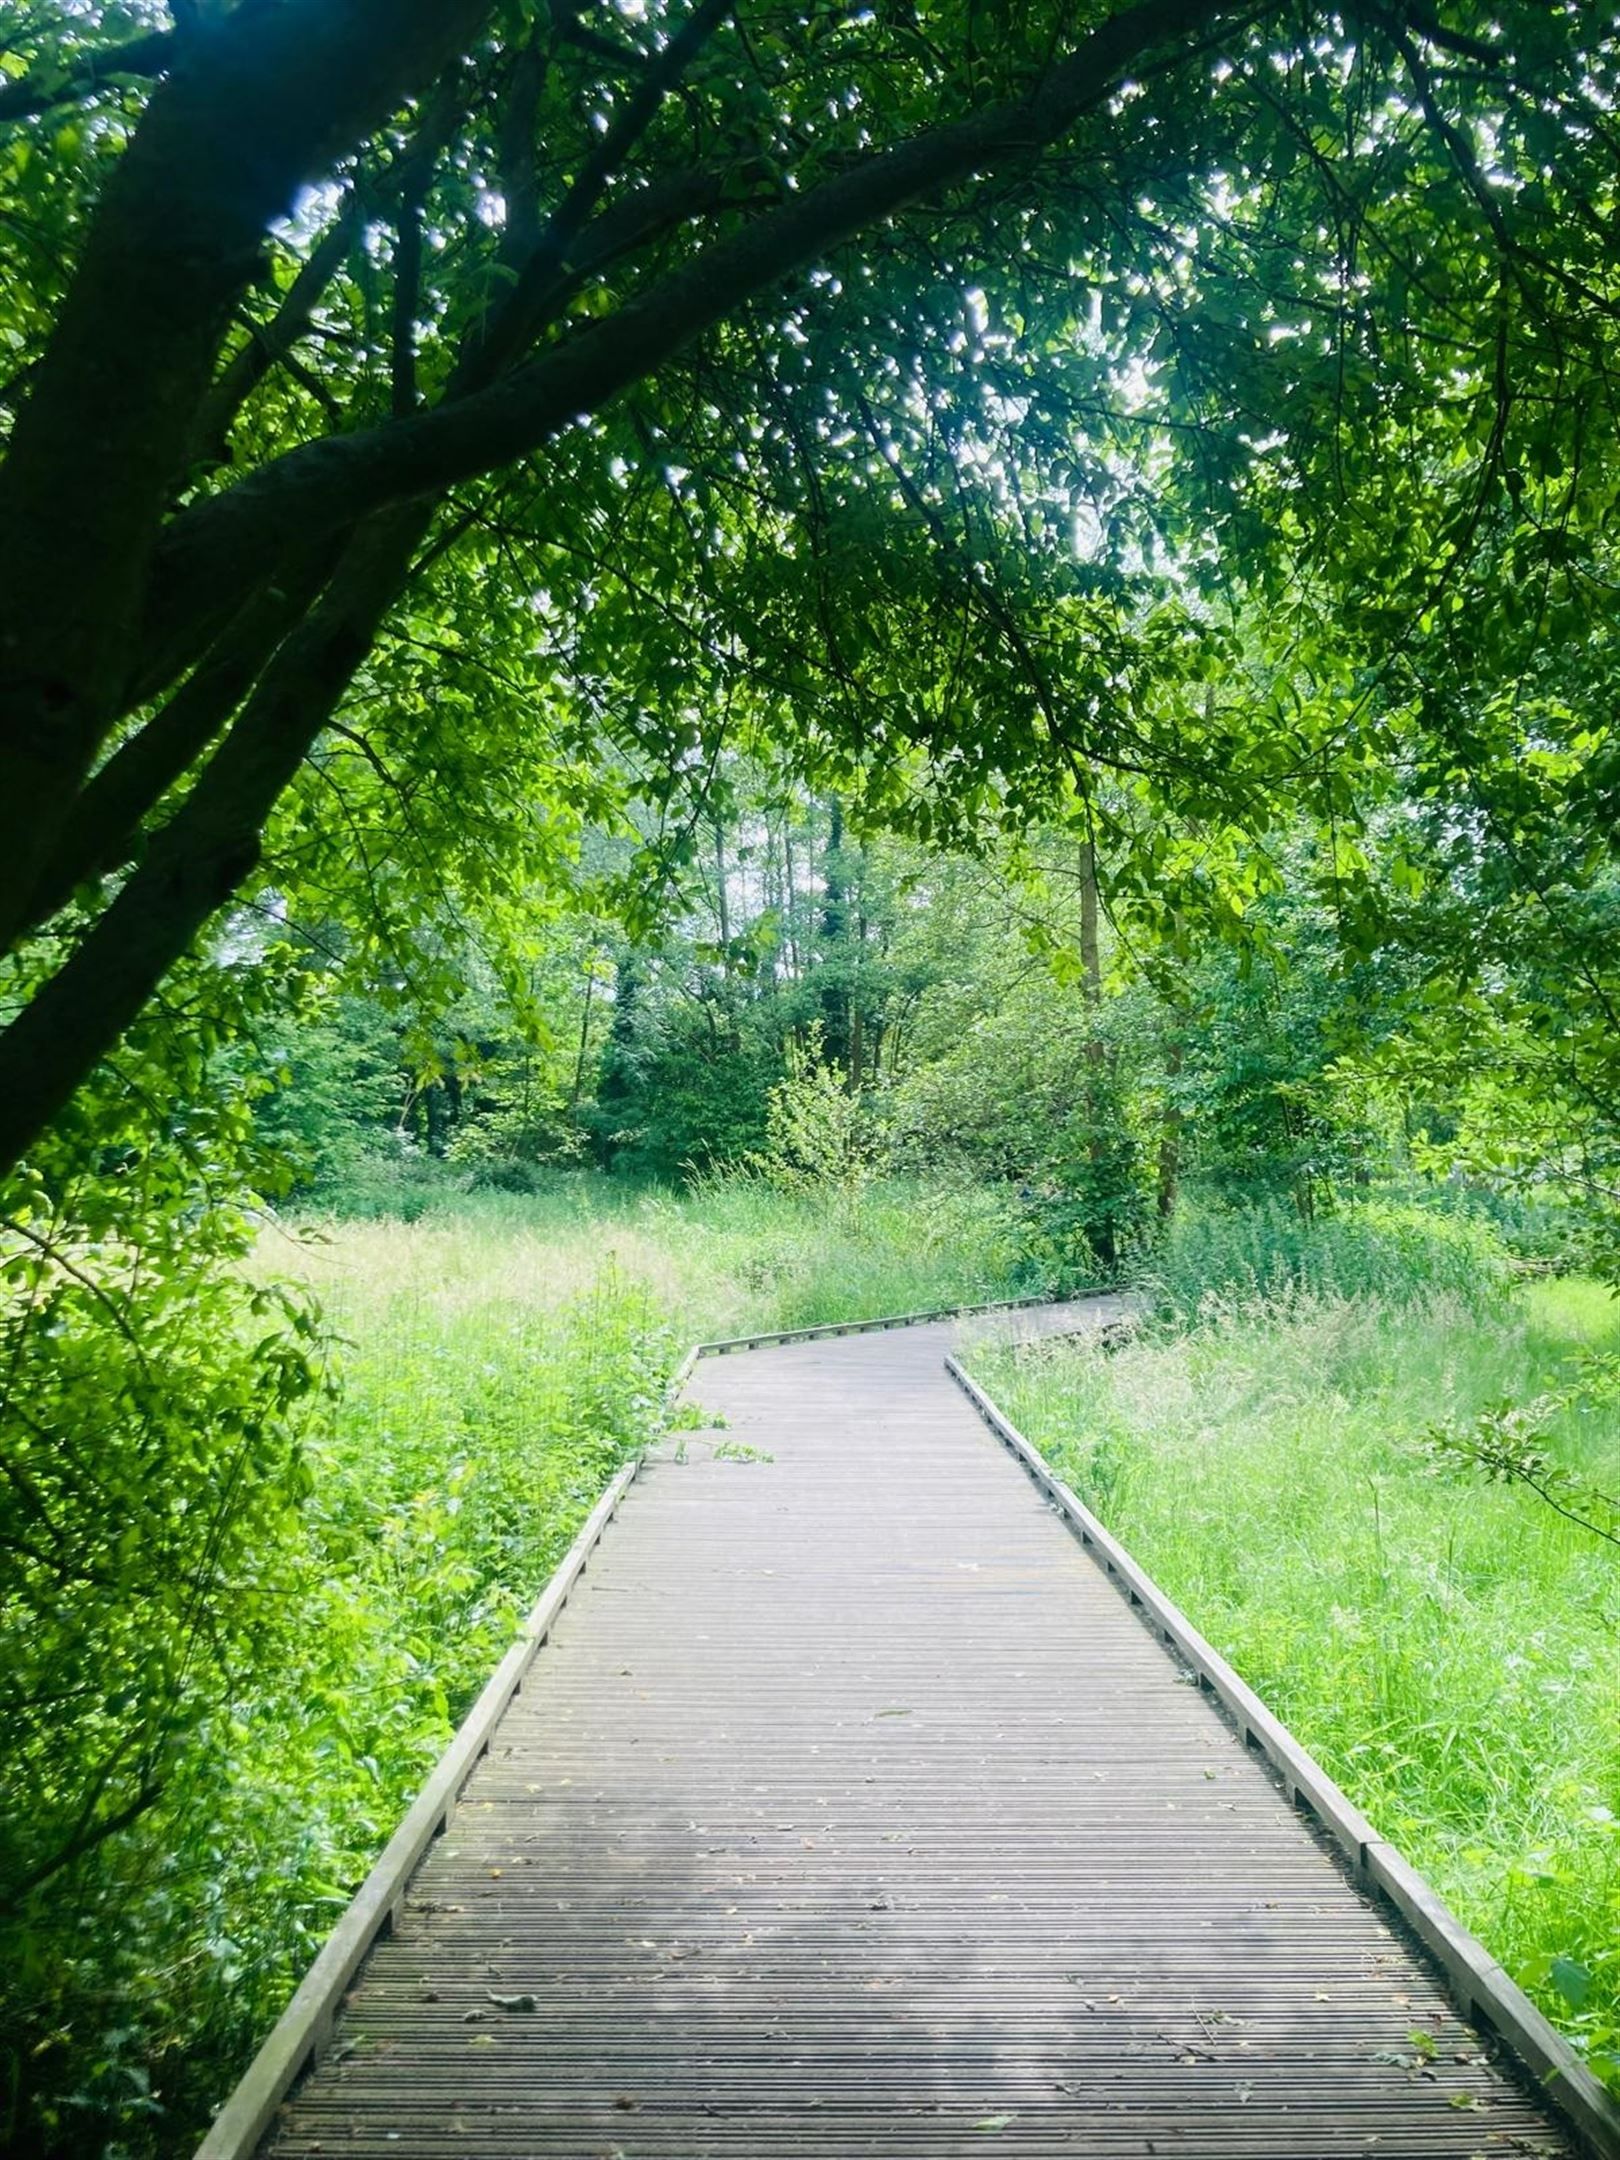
[261,1300,1575,2159]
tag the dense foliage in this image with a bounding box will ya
[6,0,1620,2152]
[3,0,1620,1167]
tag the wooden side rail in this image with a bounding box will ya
[194,1460,639,2160]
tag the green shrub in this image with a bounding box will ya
[3,1238,672,2159]
[1140,1197,1513,1320]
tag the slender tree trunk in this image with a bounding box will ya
[784,823,799,978]
[713,816,730,951]
[570,967,597,1110]
[1157,1034,1183,1221]
[819,795,849,1071]
[1078,835,1119,1269]
[1079,839,1102,1011]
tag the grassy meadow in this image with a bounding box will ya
[286,1167,1056,1343]
[969,1265,1620,2086]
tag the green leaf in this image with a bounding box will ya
[1549,1956,1592,2011]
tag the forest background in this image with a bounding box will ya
[4,1,1620,2154]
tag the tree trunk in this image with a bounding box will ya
[1078,835,1118,1270]
[570,967,597,1111]
[713,816,730,952]
[18,551,338,937]
[0,505,428,1178]
[0,0,500,948]
[1157,1034,1183,1221]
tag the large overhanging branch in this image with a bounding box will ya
[32,29,747,927]
[136,0,1244,702]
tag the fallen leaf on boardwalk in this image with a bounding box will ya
[972,2113,1017,2132]
[485,1991,538,2012]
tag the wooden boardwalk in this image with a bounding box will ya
[259,1300,1581,2159]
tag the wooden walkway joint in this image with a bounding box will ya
[203,1296,1618,2160]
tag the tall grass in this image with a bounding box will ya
[971,1267,1620,2087]
[1137,1194,1515,1317]
[287,1168,1059,1341]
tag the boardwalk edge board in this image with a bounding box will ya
[192,1458,639,2160]
[690,1289,1086,1356]
[945,1350,1620,2160]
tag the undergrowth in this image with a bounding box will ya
[291,1168,1063,1340]
[12,1261,670,2157]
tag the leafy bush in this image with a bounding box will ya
[309,1140,468,1220]
[745,1029,889,1223]
[1140,1197,1513,1320]
[2,1199,672,2158]
[674,1172,1057,1328]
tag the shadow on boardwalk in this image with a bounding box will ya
[260,1297,1576,2160]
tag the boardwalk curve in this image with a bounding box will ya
[219,1298,1604,2159]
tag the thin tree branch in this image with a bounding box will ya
[0,29,172,126]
